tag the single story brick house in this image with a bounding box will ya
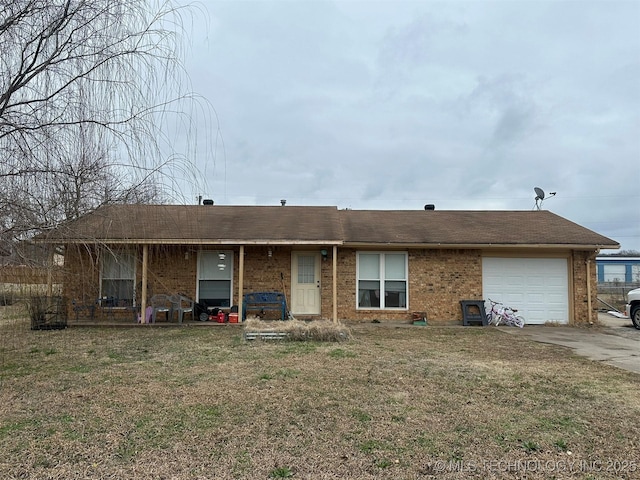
[39,204,619,325]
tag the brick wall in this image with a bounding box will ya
[319,250,335,320]
[62,244,101,303]
[571,250,598,325]
[332,248,483,324]
[241,246,291,297]
[146,246,197,300]
[0,266,62,285]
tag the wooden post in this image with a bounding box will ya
[238,245,244,320]
[141,244,148,323]
[332,245,338,323]
[46,246,54,298]
[586,258,592,324]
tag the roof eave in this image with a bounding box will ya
[47,239,344,246]
[342,242,621,250]
[37,238,621,251]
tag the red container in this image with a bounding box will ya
[216,312,226,323]
[228,313,239,323]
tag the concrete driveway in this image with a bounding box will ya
[499,313,640,374]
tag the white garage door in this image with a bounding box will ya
[482,257,569,325]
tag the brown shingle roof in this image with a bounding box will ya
[48,205,343,244]
[340,209,618,247]
[44,204,619,249]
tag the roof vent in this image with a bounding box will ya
[280,199,286,206]
[202,199,214,205]
[424,204,435,211]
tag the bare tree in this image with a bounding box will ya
[0,0,205,262]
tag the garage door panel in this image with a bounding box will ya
[548,292,565,302]
[528,293,544,303]
[527,274,545,285]
[505,293,525,305]
[546,275,565,286]
[527,309,546,319]
[506,274,524,282]
[482,257,568,325]
[548,308,566,318]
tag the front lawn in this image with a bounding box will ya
[1,313,639,479]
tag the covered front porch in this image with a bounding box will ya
[60,242,341,325]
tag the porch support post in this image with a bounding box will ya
[141,244,149,323]
[238,245,245,320]
[586,257,592,324]
[332,245,338,323]
[46,245,54,298]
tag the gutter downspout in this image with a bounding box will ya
[141,245,148,323]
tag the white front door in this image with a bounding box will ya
[291,252,321,315]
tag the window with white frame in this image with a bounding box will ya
[198,250,233,308]
[101,250,135,307]
[357,252,407,309]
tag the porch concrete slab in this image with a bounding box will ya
[499,313,640,374]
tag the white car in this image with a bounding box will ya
[625,288,640,330]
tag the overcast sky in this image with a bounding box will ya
[176,0,640,252]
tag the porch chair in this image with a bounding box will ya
[150,294,173,323]
[170,294,195,323]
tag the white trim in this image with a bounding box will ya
[596,257,640,262]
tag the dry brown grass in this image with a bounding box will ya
[244,318,352,342]
[1,309,639,479]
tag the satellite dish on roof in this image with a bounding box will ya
[534,187,556,210]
